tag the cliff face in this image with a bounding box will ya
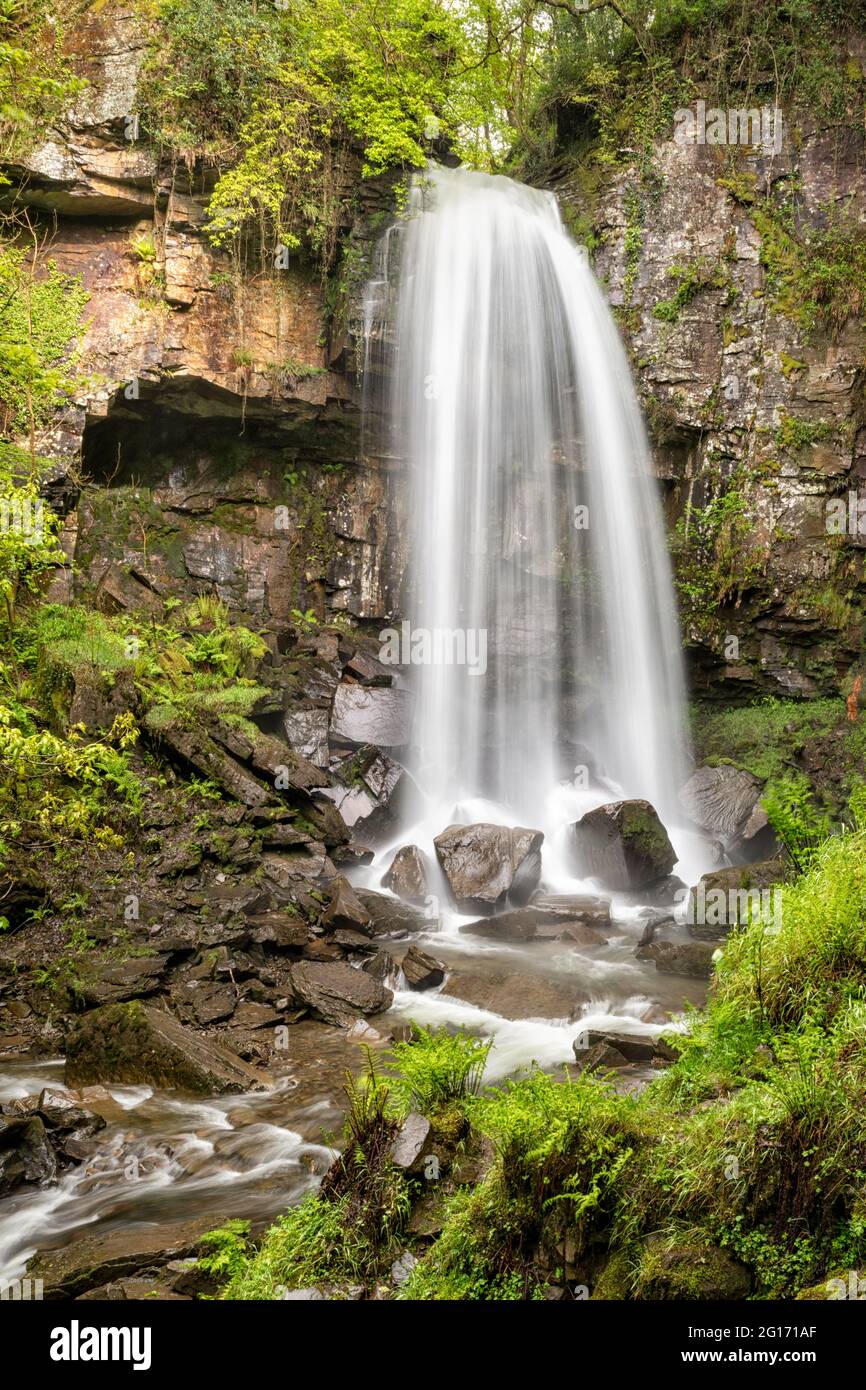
[11,4,866,705]
[13,3,406,634]
[564,124,866,702]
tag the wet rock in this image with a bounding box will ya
[263,847,336,888]
[401,946,445,991]
[331,842,375,868]
[288,961,392,1027]
[363,949,397,983]
[389,1112,432,1173]
[580,1031,656,1063]
[230,1001,284,1030]
[246,912,310,950]
[434,823,544,913]
[638,939,716,979]
[572,799,676,890]
[330,683,413,747]
[356,890,429,936]
[381,845,429,904]
[36,1088,106,1142]
[27,1216,221,1299]
[460,902,609,943]
[64,1001,271,1094]
[573,1041,629,1073]
[320,876,372,934]
[78,954,169,1007]
[442,969,585,1021]
[527,893,612,926]
[0,1114,56,1195]
[156,726,271,808]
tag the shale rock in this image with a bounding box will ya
[288,961,392,1027]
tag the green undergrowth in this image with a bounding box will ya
[208,829,866,1299]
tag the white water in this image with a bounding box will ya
[386,165,689,835]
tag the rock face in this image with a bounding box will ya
[573,800,676,891]
[288,961,392,1027]
[570,121,866,702]
[64,1002,272,1094]
[434,824,544,913]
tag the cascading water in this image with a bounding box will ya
[377,165,689,844]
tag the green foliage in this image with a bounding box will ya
[653,257,730,323]
[384,1025,491,1114]
[692,696,842,785]
[0,244,89,440]
[0,0,85,167]
[762,775,832,874]
[224,1062,409,1297]
[469,1068,635,1220]
[0,703,140,859]
[670,488,764,630]
[775,413,835,452]
[142,0,511,264]
[197,1219,251,1283]
[0,447,63,627]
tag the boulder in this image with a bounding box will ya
[572,1041,629,1073]
[572,800,676,890]
[27,1216,220,1300]
[282,708,330,768]
[679,764,762,836]
[356,890,429,936]
[381,845,429,904]
[679,765,773,859]
[289,961,392,1027]
[578,1031,656,1063]
[401,946,445,991]
[460,902,610,943]
[441,969,585,1021]
[0,1114,56,1196]
[527,893,612,926]
[686,860,785,939]
[434,823,544,913]
[64,1002,272,1094]
[320,876,373,934]
[637,939,716,979]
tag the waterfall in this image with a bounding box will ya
[372,164,689,841]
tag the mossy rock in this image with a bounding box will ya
[633,1234,751,1300]
[64,1000,271,1094]
[591,1247,636,1300]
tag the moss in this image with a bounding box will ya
[591,1247,636,1300]
[633,1235,751,1301]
